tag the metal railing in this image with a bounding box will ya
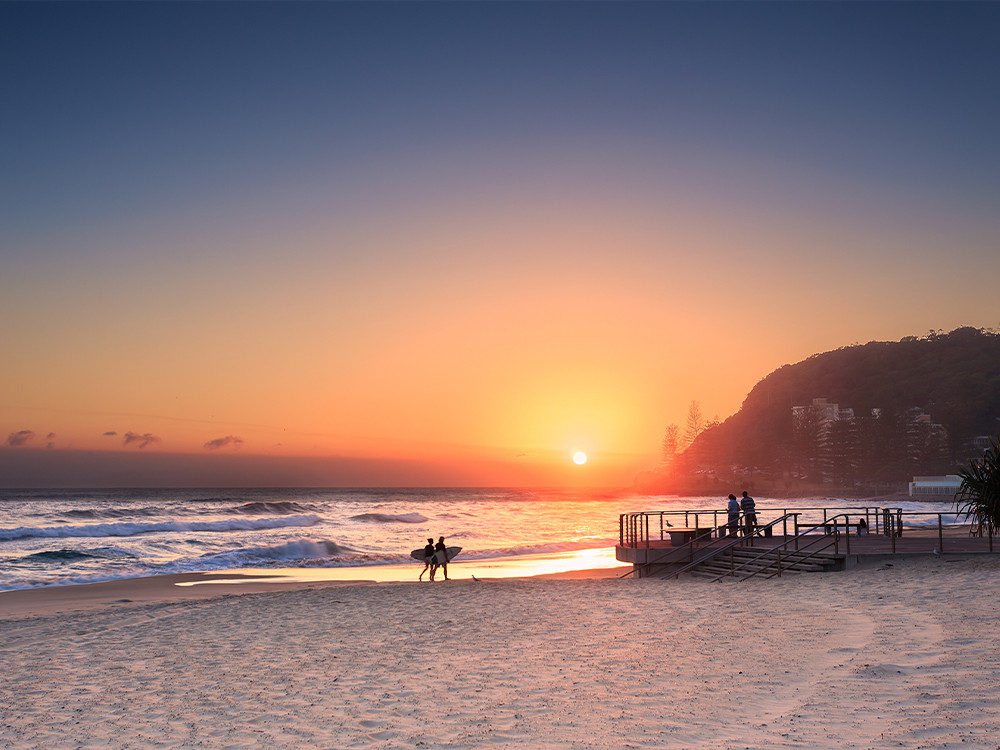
[618,506,997,579]
[705,513,861,582]
[619,506,894,549]
[662,514,801,580]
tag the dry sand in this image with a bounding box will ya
[3,556,1000,749]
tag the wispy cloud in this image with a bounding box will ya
[44,432,56,449]
[6,430,35,447]
[204,435,244,450]
[102,431,117,437]
[123,431,161,448]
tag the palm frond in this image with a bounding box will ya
[955,437,1000,530]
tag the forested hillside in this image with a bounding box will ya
[638,328,1000,495]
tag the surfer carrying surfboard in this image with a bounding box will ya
[433,536,451,581]
[418,538,435,581]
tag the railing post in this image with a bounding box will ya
[645,514,650,549]
[845,517,850,555]
[938,514,943,554]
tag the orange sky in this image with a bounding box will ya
[3,3,999,487]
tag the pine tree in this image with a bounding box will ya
[661,424,680,466]
[683,401,704,448]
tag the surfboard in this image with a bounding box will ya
[410,546,462,562]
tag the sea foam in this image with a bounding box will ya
[349,512,428,524]
[0,515,322,542]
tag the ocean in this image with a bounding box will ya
[0,488,962,591]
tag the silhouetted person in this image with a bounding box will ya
[741,491,757,535]
[434,536,450,581]
[726,494,740,538]
[419,537,435,581]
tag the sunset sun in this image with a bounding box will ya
[573,451,588,465]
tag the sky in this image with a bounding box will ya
[2,1,999,488]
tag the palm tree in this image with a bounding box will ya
[955,437,1000,534]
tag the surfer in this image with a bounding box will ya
[433,536,450,581]
[418,538,435,581]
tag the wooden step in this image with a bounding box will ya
[677,545,842,580]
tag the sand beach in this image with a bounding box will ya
[3,556,1000,749]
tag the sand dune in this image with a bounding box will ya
[3,556,1000,749]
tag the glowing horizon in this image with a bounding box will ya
[2,3,998,488]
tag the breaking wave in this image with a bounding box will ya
[165,539,356,572]
[350,512,428,524]
[0,515,322,542]
[229,501,312,515]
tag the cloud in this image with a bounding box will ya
[7,430,35,447]
[204,435,245,451]
[102,431,118,437]
[44,432,56,449]
[123,431,161,448]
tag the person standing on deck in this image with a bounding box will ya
[741,491,758,535]
[726,494,741,537]
[434,536,451,581]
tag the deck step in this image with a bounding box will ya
[670,545,842,580]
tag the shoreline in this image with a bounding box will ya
[0,549,627,619]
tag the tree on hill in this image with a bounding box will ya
[683,400,704,447]
[661,424,680,467]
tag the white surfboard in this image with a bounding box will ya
[410,545,462,562]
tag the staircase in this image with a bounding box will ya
[681,546,842,581]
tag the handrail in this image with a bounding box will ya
[711,514,860,582]
[666,514,799,579]
[618,507,996,579]
[618,525,719,578]
[619,506,896,548]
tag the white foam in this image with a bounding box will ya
[0,515,322,541]
[349,512,428,524]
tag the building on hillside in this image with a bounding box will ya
[791,397,842,426]
[791,398,949,484]
[908,475,962,498]
[971,435,996,452]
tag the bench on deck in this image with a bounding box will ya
[665,527,702,546]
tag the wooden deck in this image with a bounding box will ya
[617,525,998,578]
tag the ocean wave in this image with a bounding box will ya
[23,549,98,562]
[229,501,312,515]
[349,512,428,524]
[63,506,165,520]
[162,538,355,572]
[0,515,322,542]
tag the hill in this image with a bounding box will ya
[637,327,1000,496]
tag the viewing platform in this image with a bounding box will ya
[617,507,997,580]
